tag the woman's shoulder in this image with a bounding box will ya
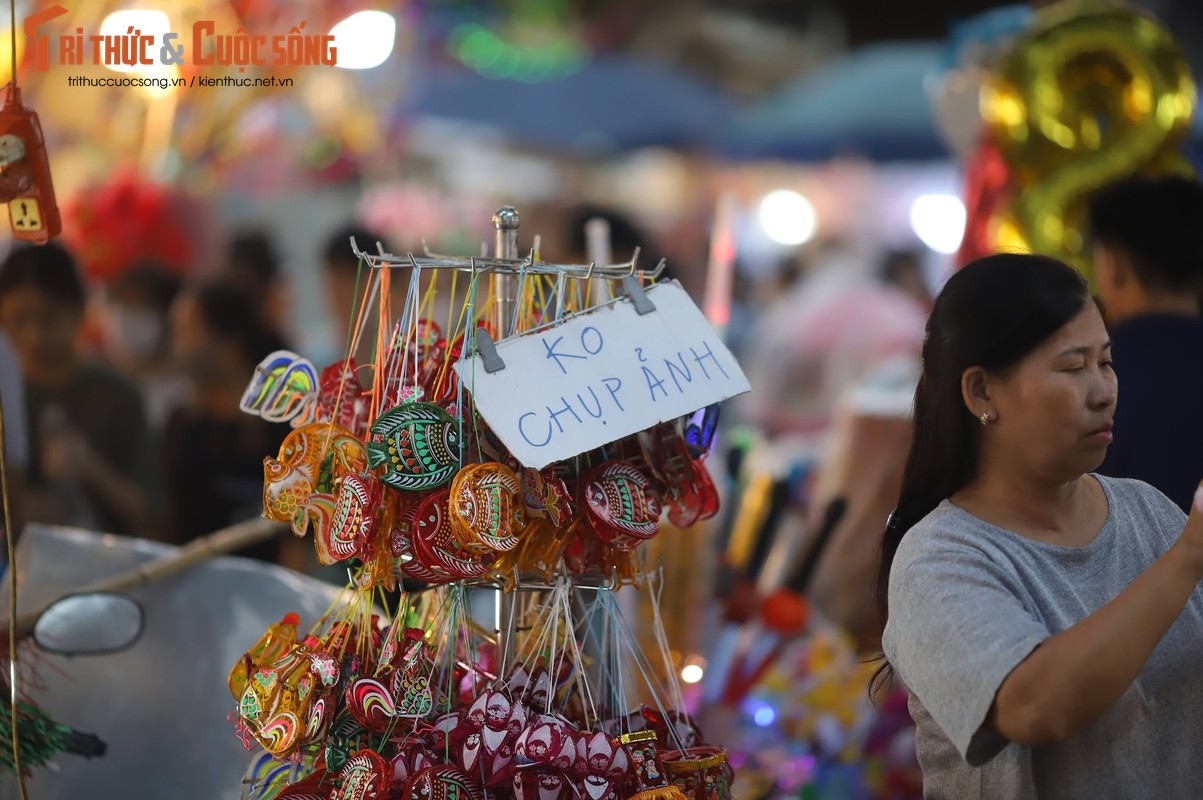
[892,501,998,572]
[1094,473,1187,528]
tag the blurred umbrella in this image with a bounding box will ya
[399,55,733,155]
[718,41,948,162]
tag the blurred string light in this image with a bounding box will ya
[909,194,967,254]
[446,23,590,82]
[681,664,705,684]
[330,10,397,70]
[758,189,817,246]
[750,702,778,728]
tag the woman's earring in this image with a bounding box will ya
[980,411,990,426]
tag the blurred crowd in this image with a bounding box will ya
[0,220,400,574]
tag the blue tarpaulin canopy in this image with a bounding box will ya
[403,56,733,155]
[717,41,949,162]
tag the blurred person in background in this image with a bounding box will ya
[164,281,298,564]
[0,243,152,537]
[1089,174,1203,512]
[225,228,291,344]
[99,262,187,432]
[881,249,932,312]
[737,239,925,442]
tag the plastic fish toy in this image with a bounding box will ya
[334,749,391,800]
[238,638,339,758]
[405,765,483,800]
[367,403,460,492]
[315,473,382,565]
[450,463,525,553]
[584,461,662,544]
[263,458,319,535]
[230,613,300,700]
[264,423,367,538]
[313,359,371,438]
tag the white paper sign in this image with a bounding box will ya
[454,281,750,469]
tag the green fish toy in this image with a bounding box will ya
[367,402,461,491]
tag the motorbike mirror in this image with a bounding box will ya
[32,592,144,656]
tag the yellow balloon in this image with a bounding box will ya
[982,1,1195,281]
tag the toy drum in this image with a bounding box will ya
[661,746,732,800]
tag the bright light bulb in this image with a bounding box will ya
[680,664,704,684]
[100,10,171,74]
[758,190,817,246]
[330,11,396,70]
[910,194,966,255]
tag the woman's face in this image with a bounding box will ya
[985,302,1117,479]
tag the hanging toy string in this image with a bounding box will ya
[4,0,29,792]
[3,389,28,799]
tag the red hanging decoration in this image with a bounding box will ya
[0,85,60,244]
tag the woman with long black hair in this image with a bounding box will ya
[878,253,1203,798]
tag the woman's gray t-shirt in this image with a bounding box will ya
[883,475,1203,799]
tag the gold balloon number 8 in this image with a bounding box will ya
[981,3,1195,283]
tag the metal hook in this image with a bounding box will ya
[627,247,641,277]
